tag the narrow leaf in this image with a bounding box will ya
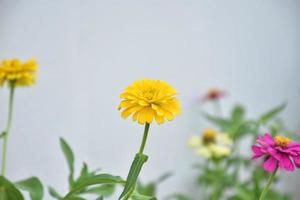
[15,177,43,200]
[231,105,245,122]
[259,103,286,124]
[131,191,157,200]
[202,113,231,131]
[60,138,75,187]
[63,174,124,199]
[156,172,173,184]
[85,184,115,197]
[48,186,62,199]
[0,176,24,200]
[119,153,148,200]
[0,131,6,139]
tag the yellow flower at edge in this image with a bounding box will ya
[0,58,37,87]
[118,79,181,125]
[188,128,232,159]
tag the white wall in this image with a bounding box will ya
[0,0,299,199]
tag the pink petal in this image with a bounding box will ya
[252,145,264,159]
[279,155,295,172]
[276,147,298,156]
[263,156,278,173]
[292,156,300,168]
[267,147,278,157]
[288,143,300,151]
[264,133,275,145]
[256,136,265,145]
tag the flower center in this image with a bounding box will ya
[274,135,291,147]
[202,128,217,144]
[208,89,220,99]
[144,89,156,100]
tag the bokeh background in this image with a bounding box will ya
[0,0,299,199]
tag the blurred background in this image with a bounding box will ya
[0,0,299,199]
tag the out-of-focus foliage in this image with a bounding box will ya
[171,97,294,200]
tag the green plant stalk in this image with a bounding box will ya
[119,123,151,199]
[213,100,222,117]
[1,82,16,176]
[138,123,150,154]
[210,159,223,200]
[259,167,278,200]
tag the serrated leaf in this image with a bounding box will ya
[0,176,24,200]
[119,153,148,200]
[63,174,124,199]
[15,177,43,200]
[60,138,75,188]
[48,186,62,199]
[258,103,286,124]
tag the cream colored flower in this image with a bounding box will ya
[188,128,232,159]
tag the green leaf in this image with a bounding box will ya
[137,171,172,197]
[203,113,231,131]
[79,163,88,178]
[231,105,245,122]
[48,186,62,199]
[75,162,101,185]
[15,177,43,200]
[68,196,86,200]
[258,103,286,125]
[60,138,75,188]
[63,174,124,200]
[119,153,148,200]
[0,131,6,139]
[131,191,156,200]
[155,171,172,184]
[136,182,155,197]
[85,184,115,197]
[0,176,24,200]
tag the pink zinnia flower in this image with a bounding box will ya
[252,133,300,173]
[202,88,226,102]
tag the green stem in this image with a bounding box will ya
[138,123,150,154]
[1,82,16,176]
[259,167,278,200]
[213,100,222,117]
[210,159,222,200]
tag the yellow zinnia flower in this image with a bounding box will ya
[0,58,37,87]
[188,128,232,159]
[118,79,181,125]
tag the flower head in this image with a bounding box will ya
[118,79,181,125]
[252,133,300,173]
[0,58,37,87]
[188,128,232,159]
[202,88,226,102]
